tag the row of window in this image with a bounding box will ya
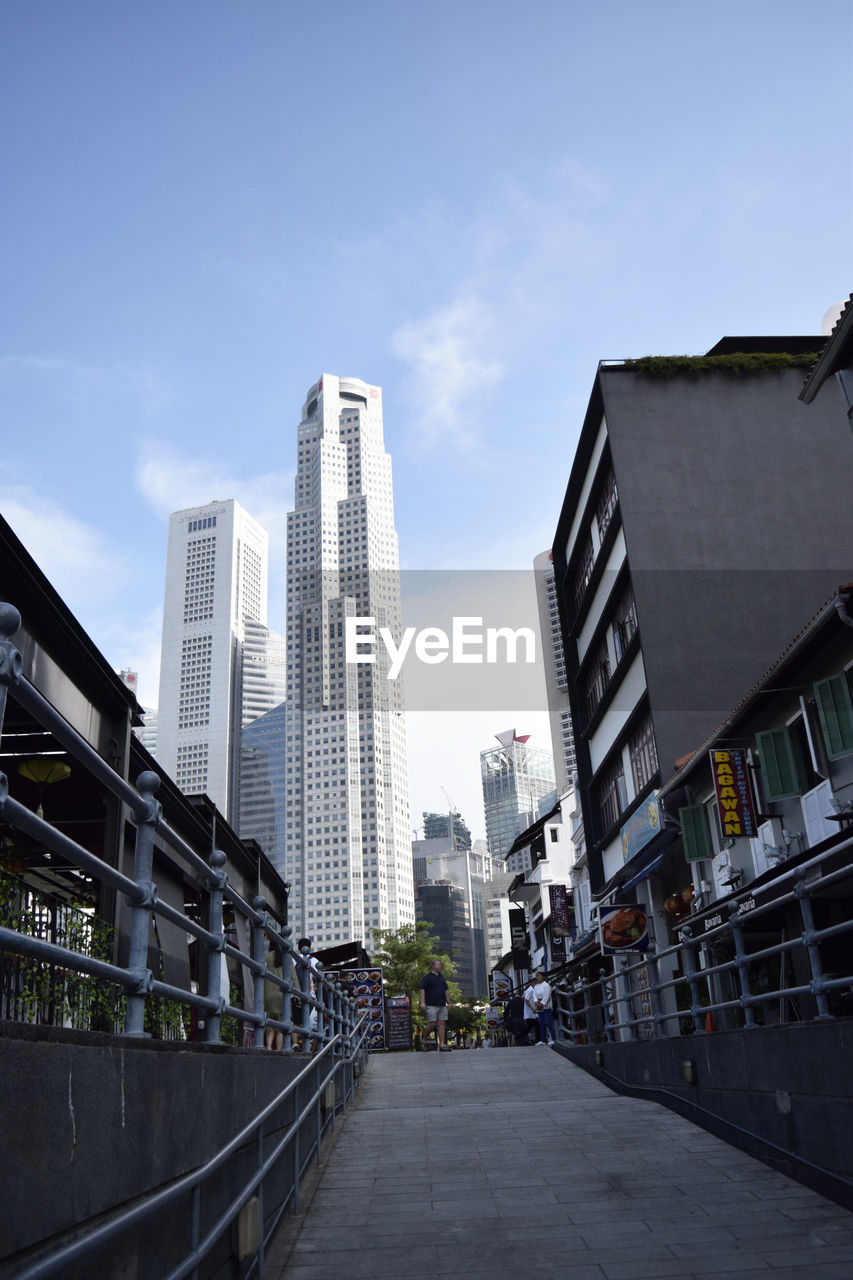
[594,709,659,838]
[581,582,638,724]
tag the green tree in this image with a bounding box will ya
[371,921,460,1019]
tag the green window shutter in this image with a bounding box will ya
[679,805,713,862]
[756,728,802,799]
[814,674,853,760]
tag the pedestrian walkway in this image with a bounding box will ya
[267,1046,853,1279]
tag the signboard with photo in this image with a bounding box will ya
[340,965,386,1051]
[598,903,650,954]
[491,970,512,1001]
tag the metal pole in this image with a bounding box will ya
[795,879,832,1020]
[0,603,23,741]
[124,771,160,1037]
[204,850,228,1044]
[252,897,267,1049]
[728,905,757,1029]
[679,926,706,1035]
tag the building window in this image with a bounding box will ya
[629,713,658,794]
[583,636,611,723]
[612,583,638,663]
[573,533,594,611]
[596,466,618,541]
[597,754,628,835]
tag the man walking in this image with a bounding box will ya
[419,959,452,1052]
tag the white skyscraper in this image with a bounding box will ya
[284,374,413,948]
[157,499,281,821]
[534,550,576,793]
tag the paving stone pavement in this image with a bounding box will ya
[266,1045,853,1280]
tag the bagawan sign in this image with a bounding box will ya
[710,749,757,840]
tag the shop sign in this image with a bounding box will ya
[549,884,573,936]
[385,995,412,1051]
[710,749,757,839]
[620,797,661,863]
[598,902,650,954]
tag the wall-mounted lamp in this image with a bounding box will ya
[593,1049,603,1067]
[682,1058,697,1086]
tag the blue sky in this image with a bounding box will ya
[2,1,851,841]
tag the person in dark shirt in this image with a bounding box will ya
[419,959,452,1052]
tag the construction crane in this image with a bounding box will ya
[441,786,459,817]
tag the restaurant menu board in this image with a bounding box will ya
[340,966,386,1051]
[385,995,413,1051]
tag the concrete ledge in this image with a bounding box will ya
[0,1023,322,1275]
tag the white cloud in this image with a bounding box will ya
[0,485,125,608]
[387,158,607,453]
[391,294,502,450]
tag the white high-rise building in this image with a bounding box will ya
[284,374,413,948]
[534,550,576,793]
[157,499,281,821]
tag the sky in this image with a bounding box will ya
[1,1,851,843]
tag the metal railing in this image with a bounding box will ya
[551,837,853,1045]
[0,601,356,1054]
[0,599,372,1275]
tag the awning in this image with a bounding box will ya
[594,826,680,902]
[504,799,562,859]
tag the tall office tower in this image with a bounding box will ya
[481,729,556,875]
[240,701,288,867]
[119,669,158,755]
[284,374,413,948]
[157,499,276,821]
[534,550,576,793]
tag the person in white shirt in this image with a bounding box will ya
[523,982,540,1044]
[530,971,557,1046]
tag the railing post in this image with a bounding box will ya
[679,926,706,1035]
[728,904,757,1029]
[251,897,267,1049]
[204,850,228,1044]
[0,603,23,742]
[795,878,832,1020]
[644,944,667,1040]
[299,942,313,1044]
[599,966,614,1042]
[124,771,160,1037]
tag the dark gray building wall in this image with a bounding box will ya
[600,363,853,781]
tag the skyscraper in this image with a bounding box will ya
[156,499,283,821]
[534,550,576,793]
[481,729,556,874]
[284,374,413,948]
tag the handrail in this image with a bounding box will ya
[0,601,358,1052]
[550,838,853,1045]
